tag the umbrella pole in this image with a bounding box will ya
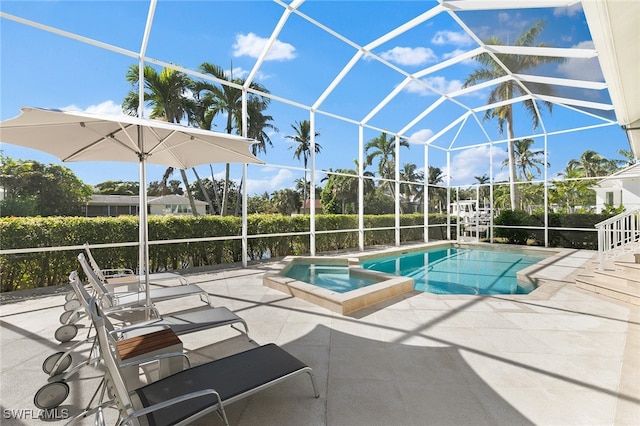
[138,126,151,311]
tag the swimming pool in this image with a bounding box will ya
[360,246,547,295]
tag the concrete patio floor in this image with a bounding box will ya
[1,246,638,425]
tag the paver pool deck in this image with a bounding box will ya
[0,246,638,425]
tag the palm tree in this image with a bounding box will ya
[123,64,199,214]
[195,63,272,215]
[271,188,301,215]
[400,163,423,212]
[287,120,321,206]
[321,160,376,214]
[463,20,565,210]
[551,165,595,212]
[365,132,409,197]
[567,150,609,177]
[246,96,278,156]
[427,165,445,213]
[474,174,490,208]
[615,149,637,168]
[506,138,547,181]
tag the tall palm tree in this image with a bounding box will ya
[506,138,547,181]
[287,120,321,206]
[463,20,565,210]
[365,132,409,197]
[194,63,272,215]
[123,64,199,215]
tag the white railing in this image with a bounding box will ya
[595,208,640,269]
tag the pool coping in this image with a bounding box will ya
[263,242,583,314]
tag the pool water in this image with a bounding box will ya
[284,264,379,293]
[360,247,546,295]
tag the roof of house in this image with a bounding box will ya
[595,163,640,188]
[88,194,138,205]
[148,194,207,205]
[88,194,206,206]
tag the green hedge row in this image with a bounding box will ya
[0,214,451,292]
[494,210,614,248]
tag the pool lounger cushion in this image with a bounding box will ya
[133,343,319,426]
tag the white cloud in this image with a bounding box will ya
[442,145,507,185]
[226,66,270,81]
[62,100,126,116]
[408,128,434,144]
[379,46,437,66]
[557,41,603,81]
[431,30,473,46]
[554,3,582,17]
[404,76,463,96]
[246,168,295,195]
[498,12,510,23]
[233,32,295,61]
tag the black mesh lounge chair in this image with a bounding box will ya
[88,297,319,426]
[78,253,211,310]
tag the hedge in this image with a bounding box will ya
[494,210,615,248]
[0,213,451,292]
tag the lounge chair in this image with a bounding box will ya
[71,271,249,340]
[37,272,250,410]
[77,253,211,310]
[83,244,189,291]
[86,297,319,426]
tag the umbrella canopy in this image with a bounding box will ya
[0,107,263,307]
[0,107,261,167]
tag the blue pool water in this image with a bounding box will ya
[361,247,546,295]
[284,264,379,293]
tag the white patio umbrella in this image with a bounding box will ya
[0,106,263,307]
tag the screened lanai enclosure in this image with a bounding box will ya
[1,1,638,268]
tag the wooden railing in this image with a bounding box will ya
[595,208,640,269]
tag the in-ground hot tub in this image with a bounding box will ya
[263,256,413,315]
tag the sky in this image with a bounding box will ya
[0,0,632,197]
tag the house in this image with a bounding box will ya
[593,163,640,213]
[300,199,323,215]
[148,194,207,216]
[84,194,207,217]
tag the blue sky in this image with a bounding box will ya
[0,1,631,196]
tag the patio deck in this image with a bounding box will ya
[0,248,638,425]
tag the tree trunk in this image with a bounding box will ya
[221,163,230,216]
[209,164,222,215]
[234,179,242,216]
[180,169,199,216]
[192,167,214,215]
[506,116,520,210]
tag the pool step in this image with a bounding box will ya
[575,253,640,306]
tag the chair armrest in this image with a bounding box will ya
[120,389,223,426]
[118,352,191,369]
[101,268,135,278]
[108,318,166,337]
